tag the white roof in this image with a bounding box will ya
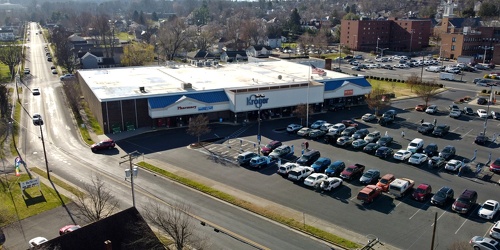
[77,59,351,102]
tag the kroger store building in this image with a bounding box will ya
[77,59,372,134]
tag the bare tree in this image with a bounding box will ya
[406,73,421,92]
[157,17,193,61]
[92,14,112,57]
[365,85,391,115]
[121,43,155,66]
[293,104,309,126]
[192,24,218,51]
[51,26,78,73]
[414,81,440,107]
[0,42,23,80]
[186,115,211,144]
[142,202,208,250]
[73,175,119,223]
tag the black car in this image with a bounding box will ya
[439,145,456,160]
[475,133,489,145]
[351,129,369,139]
[477,98,488,105]
[375,147,394,159]
[378,116,394,126]
[424,143,439,157]
[363,143,381,154]
[376,136,393,146]
[431,186,454,206]
[324,132,339,144]
[417,122,434,134]
[463,107,474,115]
[428,156,446,168]
[432,124,450,137]
[341,127,357,137]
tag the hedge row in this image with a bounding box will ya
[366,75,407,83]
[481,89,500,95]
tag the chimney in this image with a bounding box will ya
[139,87,145,93]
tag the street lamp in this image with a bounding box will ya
[34,116,50,181]
[379,48,389,57]
[482,85,494,136]
[376,37,380,55]
[409,29,415,53]
[353,35,357,56]
[255,94,265,156]
[482,46,494,64]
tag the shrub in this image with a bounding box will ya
[439,84,444,88]
[481,89,487,93]
[488,90,492,94]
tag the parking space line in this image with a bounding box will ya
[462,129,474,138]
[485,224,494,237]
[431,210,449,227]
[450,127,460,133]
[409,202,430,219]
[388,200,403,214]
[455,206,480,234]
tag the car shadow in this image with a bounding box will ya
[356,194,397,214]
[441,132,461,140]
[94,148,120,155]
[319,185,352,204]
[400,196,432,210]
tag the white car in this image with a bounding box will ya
[304,173,328,187]
[408,153,428,165]
[60,73,75,80]
[479,200,499,220]
[29,237,48,247]
[361,113,377,121]
[297,127,312,137]
[319,123,334,132]
[311,120,327,129]
[425,105,438,114]
[394,150,412,161]
[328,123,346,134]
[277,162,299,176]
[287,124,302,133]
[477,109,489,118]
[490,221,500,240]
[320,177,343,191]
[445,159,463,171]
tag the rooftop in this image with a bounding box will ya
[78,59,351,102]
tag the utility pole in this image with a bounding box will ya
[120,151,141,207]
[430,212,437,250]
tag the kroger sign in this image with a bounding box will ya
[246,94,269,108]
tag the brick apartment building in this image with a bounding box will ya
[436,17,500,64]
[340,18,432,54]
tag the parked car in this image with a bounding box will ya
[51,69,57,74]
[361,113,377,122]
[29,237,48,247]
[311,157,331,173]
[428,156,446,168]
[277,162,299,177]
[478,200,499,220]
[423,143,439,157]
[296,150,321,166]
[324,132,339,144]
[377,136,393,146]
[478,109,489,118]
[341,119,358,127]
[412,183,432,201]
[352,129,370,139]
[415,104,427,112]
[417,122,435,134]
[59,225,81,235]
[475,133,490,145]
[432,124,450,137]
[359,169,380,184]
[329,123,346,134]
[309,129,326,139]
[319,123,334,132]
[449,110,461,118]
[431,186,454,206]
[425,105,438,114]
[237,152,258,165]
[407,138,424,153]
[393,150,412,161]
[357,185,382,203]
[364,131,381,143]
[320,177,343,191]
[469,236,500,250]
[351,66,361,71]
[491,111,500,120]
[445,159,463,172]
[311,120,327,129]
[490,221,500,240]
[375,146,394,159]
[261,140,282,156]
[59,74,75,80]
[32,88,40,96]
[351,139,369,149]
[91,139,116,152]
[376,173,395,192]
[463,107,474,115]
[269,145,293,159]
[439,145,456,160]
[340,163,365,180]
[287,124,303,133]
[341,127,357,137]
[452,189,478,214]
[490,158,500,173]
[324,161,345,177]
[303,173,328,188]
[297,127,313,137]
[363,143,381,154]
[336,136,353,147]
[477,98,488,105]
[287,166,314,182]
[408,153,428,165]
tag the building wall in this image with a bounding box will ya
[78,74,104,132]
[440,28,499,63]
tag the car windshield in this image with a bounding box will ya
[301,155,311,160]
[288,171,298,177]
[306,176,315,181]
[457,197,471,204]
[435,191,446,198]
[273,149,282,154]
[409,142,418,147]
[493,227,500,233]
[380,179,389,184]
[415,188,426,194]
[483,204,495,210]
[494,159,500,165]
[363,172,373,178]
[346,168,354,173]
[278,166,286,171]
[443,148,452,153]
[448,162,457,167]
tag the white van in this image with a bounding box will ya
[425,66,441,73]
[407,138,424,153]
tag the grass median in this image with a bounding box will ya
[137,161,361,249]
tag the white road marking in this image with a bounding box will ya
[388,201,403,214]
[450,127,460,132]
[409,201,429,219]
[431,210,449,227]
[462,129,474,138]
[455,206,480,234]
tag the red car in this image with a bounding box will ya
[340,163,365,180]
[91,139,116,152]
[357,185,381,203]
[260,140,282,156]
[415,104,427,111]
[490,158,500,173]
[341,120,358,128]
[59,225,81,235]
[412,183,432,201]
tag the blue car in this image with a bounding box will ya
[325,161,346,177]
[311,157,332,173]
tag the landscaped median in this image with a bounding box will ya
[137,161,361,249]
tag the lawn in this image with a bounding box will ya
[117,32,134,41]
[0,63,12,83]
[0,173,71,227]
[368,79,416,98]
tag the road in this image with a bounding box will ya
[119,86,500,249]
[5,22,335,250]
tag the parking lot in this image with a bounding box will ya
[188,94,499,249]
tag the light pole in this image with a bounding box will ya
[120,151,140,207]
[482,46,493,64]
[483,85,494,136]
[353,35,357,56]
[380,48,389,57]
[376,37,380,55]
[255,94,265,156]
[409,29,415,53]
[34,117,50,180]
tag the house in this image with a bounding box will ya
[186,50,218,60]
[246,45,273,58]
[220,51,248,62]
[36,207,164,250]
[0,29,15,41]
[264,35,282,49]
[79,51,119,69]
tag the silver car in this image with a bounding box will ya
[469,236,500,250]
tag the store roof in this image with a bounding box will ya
[78,59,352,102]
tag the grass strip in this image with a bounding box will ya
[10,92,22,156]
[30,167,84,197]
[82,102,103,135]
[137,161,360,249]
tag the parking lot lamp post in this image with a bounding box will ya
[376,37,380,55]
[255,94,265,156]
[482,46,493,64]
[483,85,493,135]
[409,29,414,53]
[380,48,389,57]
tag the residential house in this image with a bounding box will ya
[264,35,282,49]
[220,51,248,62]
[246,45,273,58]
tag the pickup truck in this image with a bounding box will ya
[249,156,277,169]
[340,163,365,180]
[357,185,382,203]
[388,178,415,198]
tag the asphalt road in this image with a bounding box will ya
[118,86,500,249]
[6,22,335,250]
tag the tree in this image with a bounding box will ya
[343,13,360,20]
[478,2,499,17]
[142,202,208,250]
[365,85,391,115]
[73,175,119,223]
[92,14,112,57]
[406,73,421,92]
[414,81,440,107]
[186,115,211,144]
[157,17,193,61]
[0,42,23,80]
[461,7,475,17]
[192,24,217,51]
[51,26,78,73]
[152,12,159,21]
[121,43,155,66]
[287,8,302,35]
[193,0,210,26]
[292,103,309,126]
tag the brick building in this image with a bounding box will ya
[340,18,432,54]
